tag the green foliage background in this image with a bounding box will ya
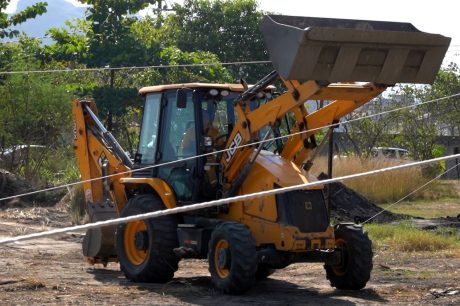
[0,0,459,189]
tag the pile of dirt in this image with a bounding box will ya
[439,215,460,228]
[412,216,460,230]
[318,173,403,224]
[0,169,35,207]
[0,169,67,208]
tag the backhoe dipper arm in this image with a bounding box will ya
[72,98,131,211]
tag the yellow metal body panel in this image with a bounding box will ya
[219,152,335,251]
[222,80,321,183]
[217,80,387,252]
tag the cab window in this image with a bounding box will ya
[161,90,197,160]
[138,93,161,164]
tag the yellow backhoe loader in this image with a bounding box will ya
[72,15,450,293]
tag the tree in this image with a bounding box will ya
[424,63,460,136]
[383,66,460,162]
[0,38,72,183]
[161,0,271,82]
[341,66,460,162]
[341,96,400,158]
[79,0,159,67]
[80,1,162,130]
[0,0,47,38]
[43,1,159,134]
[43,0,233,152]
[42,19,90,64]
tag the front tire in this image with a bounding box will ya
[324,224,373,290]
[208,222,257,294]
[116,194,179,283]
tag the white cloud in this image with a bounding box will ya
[5,0,20,13]
[6,0,88,13]
[64,0,89,8]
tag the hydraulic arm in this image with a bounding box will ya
[220,14,450,195]
[72,98,132,264]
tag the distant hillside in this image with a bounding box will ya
[10,0,86,42]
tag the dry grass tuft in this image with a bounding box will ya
[3,207,52,224]
[310,156,454,203]
[21,278,46,291]
[67,185,87,225]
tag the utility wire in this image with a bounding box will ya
[0,61,273,75]
[1,153,459,246]
[0,92,458,203]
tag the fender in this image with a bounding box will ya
[119,177,177,209]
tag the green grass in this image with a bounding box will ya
[379,198,460,219]
[364,222,460,255]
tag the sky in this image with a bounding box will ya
[5,0,87,13]
[5,0,460,64]
[258,0,458,40]
[261,0,460,63]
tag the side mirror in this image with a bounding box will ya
[176,89,187,108]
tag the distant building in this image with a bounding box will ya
[436,136,460,179]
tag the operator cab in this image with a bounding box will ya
[135,83,275,205]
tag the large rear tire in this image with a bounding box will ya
[116,194,179,283]
[208,222,257,294]
[324,224,373,290]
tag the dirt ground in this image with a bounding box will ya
[0,206,459,305]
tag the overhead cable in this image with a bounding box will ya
[0,92,459,204]
[1,153,459,246]
[0,60,272,75]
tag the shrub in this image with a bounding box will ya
[67,185,86,225]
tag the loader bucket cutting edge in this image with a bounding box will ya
[261,15,451,85]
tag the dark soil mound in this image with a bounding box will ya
[411,216,460,230]
[0,169,34,207]
[437,216,460,229]
[0,169,64,208]
[318,173,403,224]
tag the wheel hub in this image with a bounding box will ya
[332,238,348,276]
[134,231,149,250]
[217,248,230,269]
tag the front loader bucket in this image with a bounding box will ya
[261,15,451,84]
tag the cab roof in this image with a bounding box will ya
[138,83,275,95]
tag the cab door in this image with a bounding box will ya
[156,90,200,204]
